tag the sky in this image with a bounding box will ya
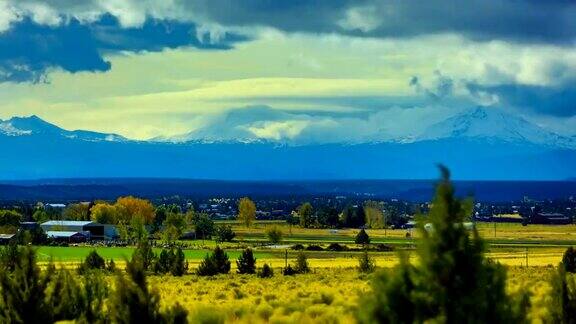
[0,0,575,142]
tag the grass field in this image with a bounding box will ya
[30,223,573,323]
[148,266,556,323]
[35,223,576,269]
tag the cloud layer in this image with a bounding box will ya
[0,0,575,144]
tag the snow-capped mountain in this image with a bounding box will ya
[413,107,576,149]
[0,113,574,180]
[0,115,127,142]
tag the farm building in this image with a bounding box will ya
[40,220,118,240]
[530,212,572,225]
[0,233,16,244]
[46,231,88,243]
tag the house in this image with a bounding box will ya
[0,233,16,244]
[530,213,572,225]
[46,231,87,243]
[20,221,40,231]
[40,220,118,240]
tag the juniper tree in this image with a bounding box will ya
[563,247,576,273]
[236,248,257,274]
[197,246,231,276]
[358,250,375,273]
[358,166,529,323]
[294,251,310,274]
[170,248,187,276]
[258,263,274,278]
[355,229,370,245]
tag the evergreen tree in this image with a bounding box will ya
[196,246,231,276]
[109,257,188,323]
[298,203,314,228]
[563,247,576,273]
[236,248,257,274]
[215,224,236,243]
[78,250,106,274]
[0,246,53,323]
[170,248,187,276]
[358,250,375,273]
[355,229,370,245]
[294,252,310,274]
[132,240,156,271]
[358,166,529,323]
[549,257,576,323]
[154,249,174,274]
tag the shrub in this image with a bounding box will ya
[78,250,106,274]
[197,246,231,276]
[237,248,257,274]
[106,259,116,272]
[358,250,375,273]
[283,265,297,276]
[327,243,347,251]
[375,243,394,252]
[291,244,304,250]
[266,226,283,244]
[258,263,274,278]
[548,265,576,323]
[215,224,236,243]
[109,257,188,323]
[306,244,323,251]
[562,247,576,273]
[295,252,310,274]
[355,229,370,245]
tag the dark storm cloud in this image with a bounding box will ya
[467,83,576,117]
[0,14,247,82]
[186,0,576,44]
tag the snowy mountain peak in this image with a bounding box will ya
[416,107,575,148]
[0,115,127,142]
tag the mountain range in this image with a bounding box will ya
[1,107,575,180]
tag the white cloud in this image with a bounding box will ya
[338,5,381,32]
[20,2,62,26]
[0,1,21,33]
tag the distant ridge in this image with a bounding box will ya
[1,179,576,202]
[0,114,575,181]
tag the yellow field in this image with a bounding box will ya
[149,266,556,323]
[229,222,576,242]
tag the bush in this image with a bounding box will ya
[358,250,375,273]
[258,263,274,278]
[266,226,283,244]
[283,265,297,276]
[327,243,347,251]
[562,247,576,273]
[291,244,304,250]
[109,257,188,323]
[196,246,231,276]
[78,250,106,274]
[306,244,324,251]
[215,224,236,243]
[355,229,370,245]
[237,248,257,274]
[295,252,310,274]
[548,265,576,323]
[375,243,394,252]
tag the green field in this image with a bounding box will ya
[36,246,273,262]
